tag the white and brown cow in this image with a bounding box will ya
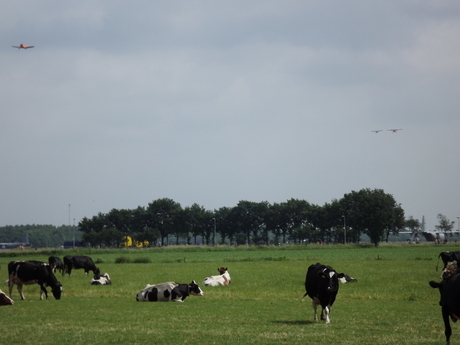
[90,273,111,285]
[0,289,14,306]
[203,267,231,287]
[136,281,204,302]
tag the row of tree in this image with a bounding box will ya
[78,188,407,247]
[0,224,81,248]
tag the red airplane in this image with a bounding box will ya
[12,44,34,49]
[387,128,403,133]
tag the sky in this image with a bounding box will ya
[1,1,459,231]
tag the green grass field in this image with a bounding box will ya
[0,243,456,344]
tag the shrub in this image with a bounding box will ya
[133,257,151,264]
[115,256,132,264]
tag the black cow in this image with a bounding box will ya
[136,281,204,302]
[303,263,345,323]
[437,251,460,271]
[48,256,64,274]
[7,261,63,300]
[63,255,99,276]
[430,270,460,345]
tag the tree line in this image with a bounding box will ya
[0,224,81,248]
[78,188,407,247]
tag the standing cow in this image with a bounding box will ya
[48,256,64,274]
[63,255,99,276]
[303,263,345,324]
[7,261,63,300]
[203,267,231,286]
[136,281,204,302]
[430,270,460,345]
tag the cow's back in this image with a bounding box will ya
[305,263,323,299]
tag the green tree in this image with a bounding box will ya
[405,216,421,236]
[146,198,182,245]
[435,213,455,234]
[340,188,405,246]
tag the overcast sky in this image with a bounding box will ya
[1,1,459,231]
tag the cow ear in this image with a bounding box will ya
[191,280,196,284]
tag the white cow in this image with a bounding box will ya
[90,273,111,285]
[203,267,231,286]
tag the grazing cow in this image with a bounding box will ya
[90,273,111,285]
[429,270,460,345]
[203,267,231,287]
[437,251,460,271]
[7,261,63,300]
[48,256,64,274]
[303,263,345,324]
[63,255,99,276]
[0,289,14,306]
[136,281,204,302]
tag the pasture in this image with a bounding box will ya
[0,243,456,344]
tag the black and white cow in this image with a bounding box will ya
[136,281,204,302]
[48,256,64,274]
[90,273,111,285]
[437,251,460,271]
[203,267,231,286]
[430,270,460,345]
[0,289,14,306]
[7,261,63,300]
[303,263,345,324]
[63,255,99,276]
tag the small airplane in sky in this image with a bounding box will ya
[387,128,403,133]
[12,44,34,49]
[371,130,383,133]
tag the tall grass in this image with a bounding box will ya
[0,243,454,344]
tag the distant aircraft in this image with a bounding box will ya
[12,44,34,49]
[371,130,383,133]
[0,233,32,250]
[387,128,403,133]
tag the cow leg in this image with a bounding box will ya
[311,298,319,321]
[17,284,25,300]
[8,279,14,298]
[39,284,49,300]
[442,305,452,345]
[322,306,331,324]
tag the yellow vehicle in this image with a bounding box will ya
[120,236,149,248]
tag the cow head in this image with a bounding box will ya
[319,267,342,292]
[51,282,63,300]
[218,267,228,275]
[189,281,204,296]
[441,261,458,279]
[0,290,14,306]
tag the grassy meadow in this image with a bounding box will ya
[0,243,457,344]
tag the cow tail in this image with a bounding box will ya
[301,292,308,300]
[436,253,442,271]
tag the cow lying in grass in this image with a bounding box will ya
[0,289,14,306]
[90,273,111,285]
[203,267,231,286]
[136,281,203,302]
